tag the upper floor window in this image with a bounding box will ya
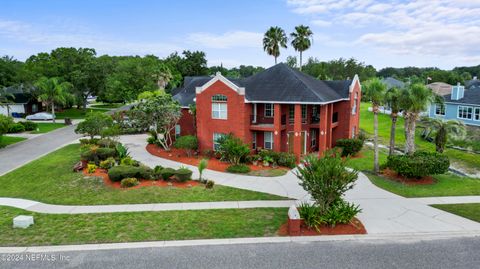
[212,94,227,119]
[301,104,307,122]
[332,112,339,123]
[352,92,358,115]
[435,103,445,116]
[458,106,473,120]
[289,104,294,123]
[265,104,274,117]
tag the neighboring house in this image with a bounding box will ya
[0,85,42,117]
[381,77,405,89]
[173,63,361,159]
[426,82,453,96]
[428,83,480,126]
[465,77,479,90]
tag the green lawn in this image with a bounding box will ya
[55,108,110,119]
[0,136,27,148]
[432,204,480,223]
[0,206,286,246]
[0,144,286,205]
[346,147,480,197]
[247,169,288,177]
[89,103,123,109]
[31,122,66,134]
[359,102,480,172]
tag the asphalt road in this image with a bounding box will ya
[0,124,81,176]
[1,237,478,269]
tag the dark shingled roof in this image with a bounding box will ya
[1,85,34,104]
[381,77,405,90]
[444,88,480,105]
[173,63,353,106]
[466,79,480,90]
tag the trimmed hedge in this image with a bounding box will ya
[160,168,176,180]
[336,138,363,157]
[173,135,198,156]
[226,164,251,174]
[258,150,296,168]
[8,123,25,133]
[19,121,37,131]
[386,151,450,179]
[120,178,139,188]
[108,165,152,182]
[175,168,193,182]
[96,147,117,160]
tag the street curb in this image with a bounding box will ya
[1,231,479,253]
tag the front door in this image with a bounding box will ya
[287,132,294,153]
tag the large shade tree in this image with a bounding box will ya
[384,87,402,156]
[420,118,466,153]
[363,78,386,173]
[263,26,288,64]
[400,83,437,155]
[290,25,313,70]
[34,77,72,123]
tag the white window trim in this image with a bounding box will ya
[458,105,473,120]
[474,107,480,121]
[213,133,224,151]
[264,104,274,118]
[264,131,273,150]
[212,102,227,120]
[435,103,445,116]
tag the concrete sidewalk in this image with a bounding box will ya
[410,196,480,205]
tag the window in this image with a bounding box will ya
[289,104,295,123]
[211,94,227,119]
[264,131,273,150]
[435,103,445,116]
[352,92,358,115]
[311,129,317,147]
[301,104,307,122]
[475,108,480,121]
[352,126,356,138]
[265,104,274,117]
[458,106,473,119]
[213,133,225,151]
[252,132,257,149]
[332,112,338,123]
[175,124,181,137]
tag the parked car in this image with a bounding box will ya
[25,112,55,120]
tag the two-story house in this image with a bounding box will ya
[173,63,361,159]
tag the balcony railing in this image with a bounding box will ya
[250,114,286,125]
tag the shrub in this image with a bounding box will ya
[217,134,250,165]
[318,200,362,227]
[203,150,215,158]
[160,168,176,180]
[147,136,157,145]
[175,167,193,182]
[386,151,450,178]
[75,111,113,139]
[276,152,297,168]
[296,151,359,215]
[205,180,215,189]
[79,138,100,145]
[19,121,37,131]
[108,165,152,182]
[152,165,164,180]
[120,178,139,188]
[96,147,117,160]
[8,123,25,133]
[298,202,321,230]
[97,138,117,148]
[120,156,139,166]
[116,143,129,159]
[99,157,116,169]
[87,163,97,174]
[80,149,96,162]
[173,135,198,157]
[226,164,251,174]
[336,138,364,157]
[0,115,14,136]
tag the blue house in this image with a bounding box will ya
[428,81,480,126]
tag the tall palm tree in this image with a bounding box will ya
[34,77,72,123]
[399,83,438,155]
[384,87,402,156]
[363,78,387,173]
[263,26,288,64]
[420,118,466,153]
[290,25,313,71]
[0,88,14,116]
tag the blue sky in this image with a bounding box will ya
[1,0,479,69]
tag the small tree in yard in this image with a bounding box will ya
[296,152,358,215]
[131,93,181,150]
[198,159,208,183]
[0,115,12,146]
[217,135,250,165]
[75,112,113,139]
[174,135,198,157]
[420,118,466,153]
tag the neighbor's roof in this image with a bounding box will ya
[444,88,480,105]
[466,79,480,90]
[381,77,405,90]
[173,63,354,106]
[1,85,34,104]
[426,82,452,96]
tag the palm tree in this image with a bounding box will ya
[34,77,72,123]
[420,118,466,153]
[263,26,288,64]
[384,87,402,156]
[290,25,313,71]
[363,78,387,173]
[0,88,14,116]
[399,83,438,155]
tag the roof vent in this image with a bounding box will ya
[215,71,222,76]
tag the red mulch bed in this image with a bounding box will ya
[277,218,366,236]
[83,168,200,189]
[380,168,436,185]
[146,144,289,173]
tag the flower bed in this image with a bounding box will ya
[380,168,436,185]
[277,218,366,236]
[146,144,289,174]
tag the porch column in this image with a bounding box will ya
[326,103,333,149]
[318,104,328,157]
[273,104,282,152]
[293,104,302,159]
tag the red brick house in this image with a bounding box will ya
[173,63,361,159]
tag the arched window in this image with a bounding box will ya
[212,94,227,119]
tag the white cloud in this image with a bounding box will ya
[187,31,263,49]
[311,19,331,27]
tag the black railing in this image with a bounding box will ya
[311,115,320,124]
